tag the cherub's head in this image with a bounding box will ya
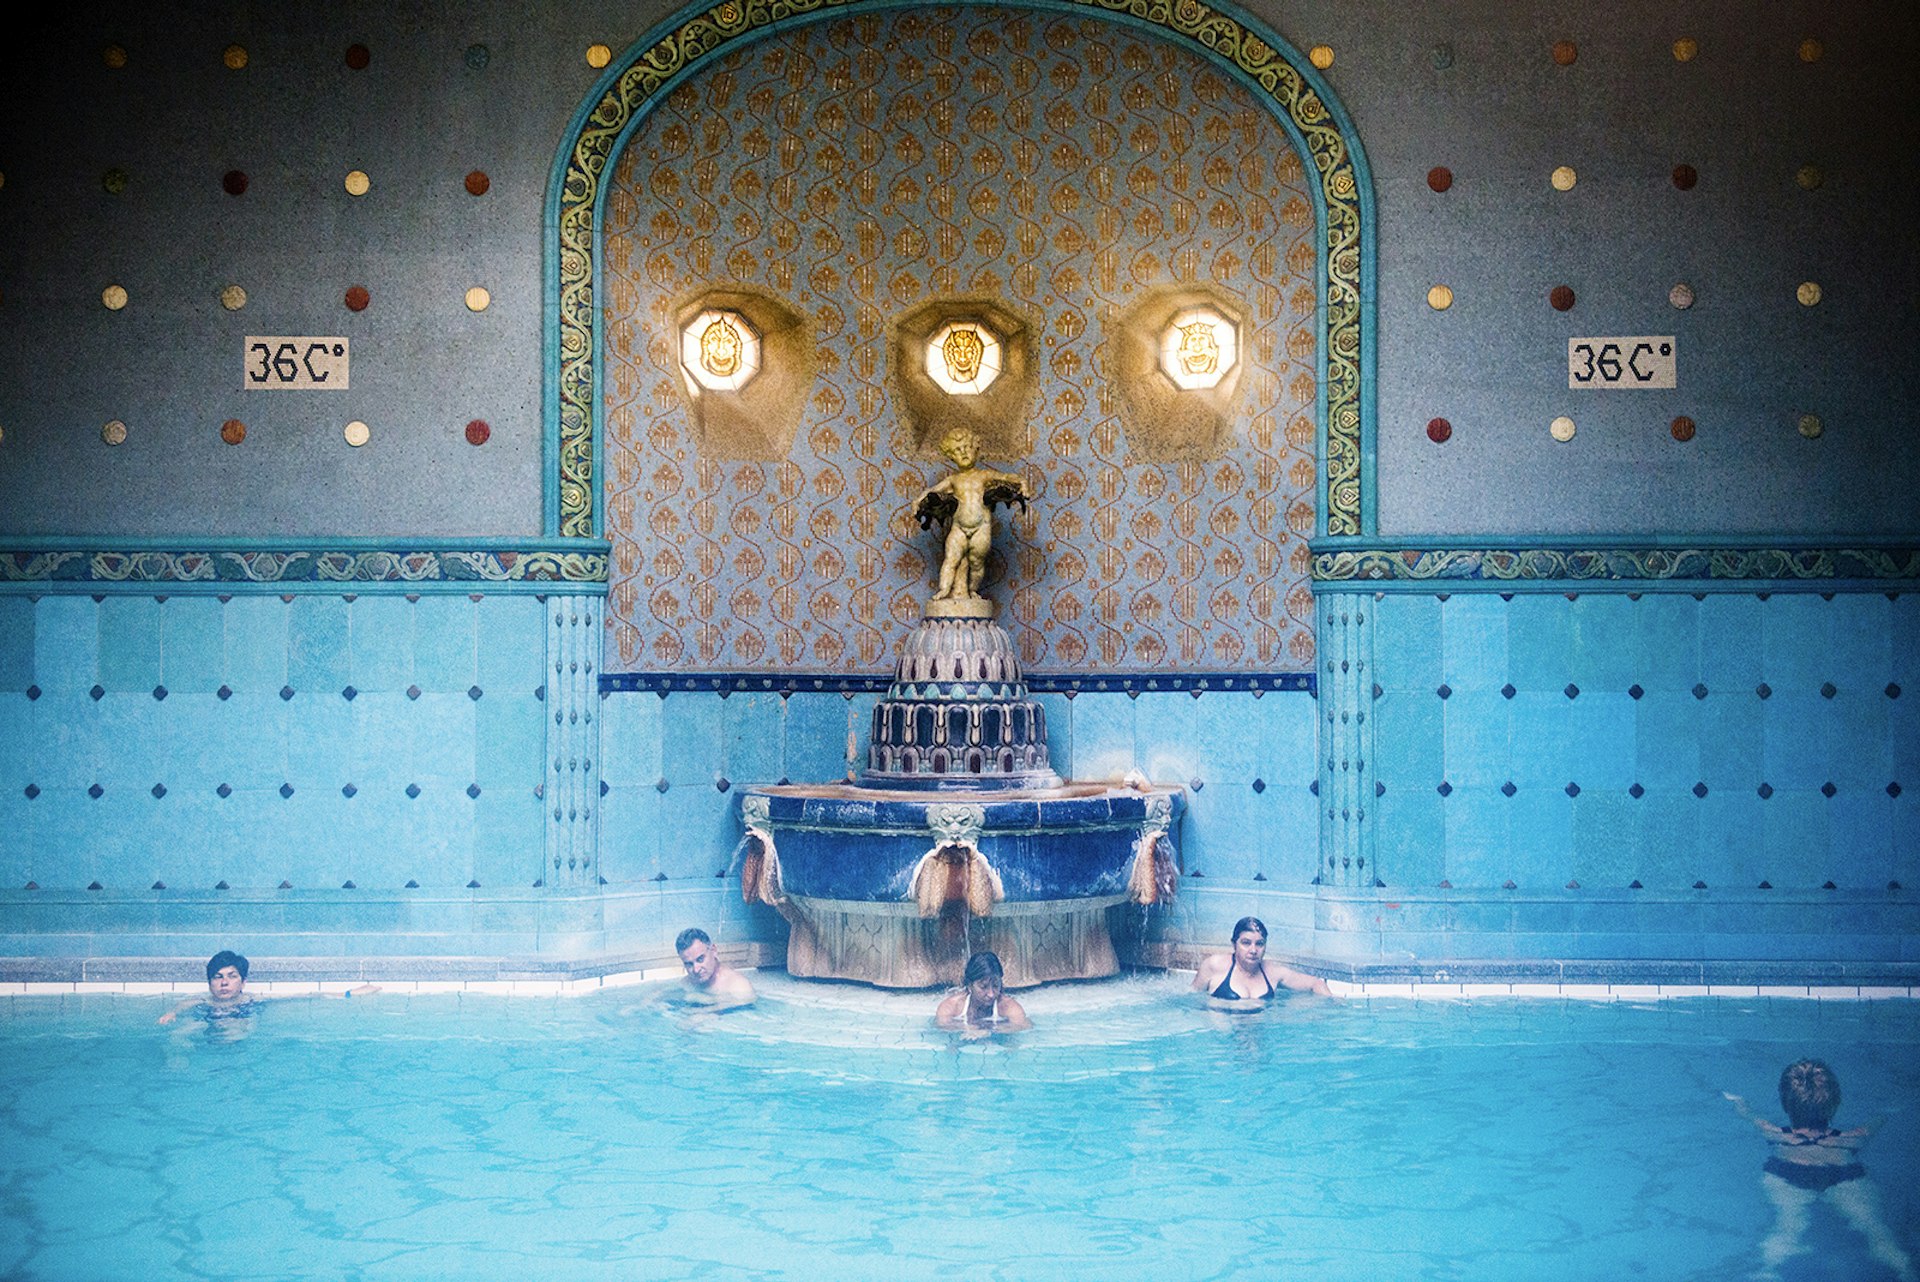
[938,425,980,468]
[1778,1059,1841,1129]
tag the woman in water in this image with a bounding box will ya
[1191,917,1332,1003]
[935,951,1032,1037]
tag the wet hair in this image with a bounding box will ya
[962,951,1005,987]
[1778,1059,1841,1130]
[1230,917,1268,944]
[674,927,711,954]
[206,950,248,982]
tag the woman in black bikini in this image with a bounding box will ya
[1726,1060,1916,1280]
[1190,917,1331,1003]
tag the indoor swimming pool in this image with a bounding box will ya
[3,976,1916,1281]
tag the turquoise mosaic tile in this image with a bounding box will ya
[1634,692,1701,791]
[411,694,477,782]
[1255,692,1317,784]
[348,596,413,691]
[661,692,724,786]
[33,597,97,689]
[0,696,28,788]
[337,791,411,887]
[92,694,161,790]
[1505,791,1572,885]
[1567,595,1636,691]
[1828,794,1892,882]
[287,596,349,691]
[659,784,734,881]
[28,693,97,786]
[1371,595,1440,691]
[88,792,151,890]
[781,692,850,785]
[1759,595,1826,688]
[475,598,543,692]
[598,692,662,787]
[1635,793,1699,886]
[1566,696,1634,789]
[222,596,287,691]
[1067,691,1135,780]
[95,597,160,691]
[1371,690,1440,787]
[1442,791,1510,888]
[402,791,476,889]
[159,597,224,692]
[285,694,353,788]
[208,692,287,789]
[1697,596,1763,687]
[0,597,32,690]
[722,692,785,787]
[1571,792,1640,887]
[1630,595,1699,685]
[1034,692,1072,770]
[1439,595,1509,692]
[1761,693,1826,783]
[1825,692,1890,788]
[1699,696,1763,787]
[415,596,479,690]
[475,695,542,785]
[1505,595,1571,691]
[1696,794,1766,887]
[473,791,543,890]
[349,693,412,787]
[1134,692,1200,785]
[1441,691,1510,786]
[1375,790,1444,888]
[1506,693,1570,786]
[1193,692,1256,784]
[1262,787,1320,885]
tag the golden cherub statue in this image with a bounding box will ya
[914,425,1031,604]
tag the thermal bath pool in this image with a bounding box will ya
[3,975,1915,1281]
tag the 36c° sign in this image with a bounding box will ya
[1567,336,1675,389]
[243,337,350,390]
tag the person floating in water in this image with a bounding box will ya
[913,424,1031,603]
[675,928,756,1010]
[1191,917,1332,1004]
[156,950,379,1024]
[1725,1060,1916,1281]
[935,951,1031,1038]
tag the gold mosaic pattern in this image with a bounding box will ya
[602,10,1320,672]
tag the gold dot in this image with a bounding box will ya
[465,286,491,312]
[1426,284,1453,310]
[1796,281,1822,306]
[344,170,371,196]
[344,421,371,448]
[220,285,247,311]
[1796,165,1823,190]
[1798,414,1823,439]
[1672,37,1698,62]
[223,44,248,70]
[1551,165,1578,191]
[103,45,128,69]
[1798,38,1823,63]
[1550,416,1576,442]
[1669,283,1695,309]
[1308,44,1334,69]
[586,43,612,69]
[102,420,127,446]
[102,284,129,311]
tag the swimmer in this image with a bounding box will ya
[1190,917,1331,1004]
[156,950,379,1024]
[1725,1060,1916,1281]
[935,951,1031,1039]
[675,927,756,1010]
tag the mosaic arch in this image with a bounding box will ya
[548,0,1374,673]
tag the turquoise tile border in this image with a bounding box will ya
[1313,537,1920,591]
[0,539,609,592]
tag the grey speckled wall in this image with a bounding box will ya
[2,1,1917,541]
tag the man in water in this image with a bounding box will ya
[675,927,756,1010]
[934,951,1032,1038]
[157,949,378,1024]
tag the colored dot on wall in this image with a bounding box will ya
[220,419,247,445]
[1670,416,1696,442]
[102,285,129,311]
[103,45,128,68]
[1672,37,1699,62]
[1430,43,1453,70]
[1426,417,1451,443]
[1551,166,1577,191]
[344,170,371,196]
[1669,283,1695,309]
[465,287,491,312]
[1796,281,1822,306]
[465,419,491,446]
[465,170,491,196]
[1798,414,1823,439]
[465,45,491,70]
[586,44,612,69]
[1426,166,1452,192]
[1549,285,1576,311]
[223,45,248,70]
[1796,165,1823,190]
[1426,284,1453,310]
[1671,163,1697,190]
[222,169,248,196]
[1308,45,1334,69]
[1552,41,1578,66]
[345,44,371,70]
[1799,38,1823,63]
[102,420,128,446]
[344,285,370,312]
[344,421,371,447]
[1550,416,1577,442]
[102,168,128,195]
[220,285,247,310]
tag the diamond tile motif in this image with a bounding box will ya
[1501,781,1517,797]
[467,879,482,889]
[467,783,482,798]
[1308,779,1319,796]
[600,780,610,796]
[89,685,105,701]
[217,783,233,798]
[1758,880,1772,889]
[1629,880,1643,889]
[1565,782,1580,797]
[280,685,295,701]
[87,783,103,799]
[406,783,421,799]
[1375,781,1386,797]
[217,685,233,700]
[24,784,40,799]
[152,880,166,890]
[1437,781,1453,797]
[1189,777,1204,792]
[407,685,422,700]
[1628,685,1644,700]
[1629,783,1645,798]
[342,783,358,798]
[1436,684,1452,700]
[279,783,295,798]
[1563,684,1579,699]
[1890,783,1903,798]
[1691,683,1708,700]
[342,880,357,889]
[656,778,670,793]
[277,880,292,889]
[1693,782,1709,798]
[1756,683,1772,699]
[716,776,732,793]
[1820,682,1837,699]
[87,881,103,890]
[25,685,40,701]
[1758,783,1774,799]
[1500,684,1516,699]
[536,685,547,701]
[468,685,484,700]
[151,783,166,798]
[1888,683,1902,699]
[1820,781,1837,798]
[152,685,168,700]
[1252,778,1266,793]
[405,879,420,888]
[342,686,358,701]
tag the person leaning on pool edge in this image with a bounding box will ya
[675,928,756,1009]
[1191,917,1332,1002]
[157,950,379,1024]
[935,951,1032,1037]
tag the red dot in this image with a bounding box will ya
[1671,163,1698,190]
[465,419,491,446]
[1426,418,1452,443]
[344,285,370,312]
[465,170,491,196]
[1552,40,1578,65]
[345,44,370,70]
[220,419,247,445]
[1670,416,1696,442]
[1549,285,1576,311]
[1426,166,1453,193]
[222,170,249,196]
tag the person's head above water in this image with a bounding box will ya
[962,951,1005,989]
[1230,917,1267,944]
[1778,1059,1841,1130]
[676,928,720,987]
[204,950,248,1000]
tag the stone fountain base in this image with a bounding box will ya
[779,894,1127,989]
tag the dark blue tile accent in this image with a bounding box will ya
[1565,782,1580,797]
[406,783,421,799]
[150,783,165,799]
[342,685,358,701]
[1821,782,1837,798]
[216,783,232,798]
[1436,683,1451,699]
[151,685,167,700]
[407,685,422,700]
[1436,781,1452,797]
[342,783,357,798]
[25,686,40,701]
[1691,683,1709,700]
[1501,781,1517,797]
[656,778,670,792]
[1693,782,1709,798]
[89,685,105,701]
[1757,683,1772,699]
[1891,783,1904,798]
[279,783,294,798]
[87,784,103,799]
[1758,783,1773,799]
[1629,783,1645,798]
[1500,683,1516,699]
[217,685,232,700]
[467,783,482,798]
[1627,684,1643,700]
[1889,684,1903,699]
[23,784,38,799]
[1564,684,1579,699]
[280,685,295,700]
[1252,778,1265,793]
[1821,682,1837,699]
[468,685,484,700]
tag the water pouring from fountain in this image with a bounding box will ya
[738,426,1185,988]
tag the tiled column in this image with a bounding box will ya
[544,594,603,889]
[1315,592,1376,888]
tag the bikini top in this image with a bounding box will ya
[1212,966,1275,1001]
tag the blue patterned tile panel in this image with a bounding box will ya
[0,695,28,790]
[203,692,287,790]
[28,693,99,789]
[722,692,786,788]
[33,596,97,690]
[658,784,734,881]
[1134,692,1200,787]
[1371,690,1440,787]
[1757,791,1831,889]
[475,694,543,786]
[1827,794,1893,883]
[1699,695,1763,788]
[1372,595,1441,691]
[92,694,162,790]
[347,596,413,692]
[661,692,725,786]
[1695,793,1767,888]
[222,596,288,691]
[1697,595,1764,688]
[599,692,663,788]
[96,597,161,692]
[1192,692,1257,785]
[1761,693,1828,783]
[285,694,354,788]
[1442,690,1511,787]
[415,596,480,691]
[1824,691,1891,788]
[1504,791,1572,885]
[1034,692,1072,770]
[411,694,478,782]
[473,790,544,890]
[780,692,853,786]
[1895,698,1919,786]
[1507,693,1571,787]
[1254,691,1317,784]
[1262,786,1321,885]
[159,597,225,693]
[1566,695,1635,789]
[1629,595,1699,686]
[1441,791,1511,888]
[1505,595,1571,691]
[1439,595,1509,691]
[287,596,349,692]
[1633,691,1702,791]
[1567,595,1637,692]
[1635,793,1700,886]
[349,693,412,788]
[0,597,32,690]
[1375,790,1445,889]
[597,786,664,886]
[1895,595,1920,681]
[476,599,547,693]
[1570,791,1641,887]
[1759,595,1828,689]
[402,791,476,891]
[1066,691,1136,781]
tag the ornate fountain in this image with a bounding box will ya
[737,427,1184,988]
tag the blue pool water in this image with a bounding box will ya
[2,976,1916,1281]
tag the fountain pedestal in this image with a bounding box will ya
[738,609,1182,989]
